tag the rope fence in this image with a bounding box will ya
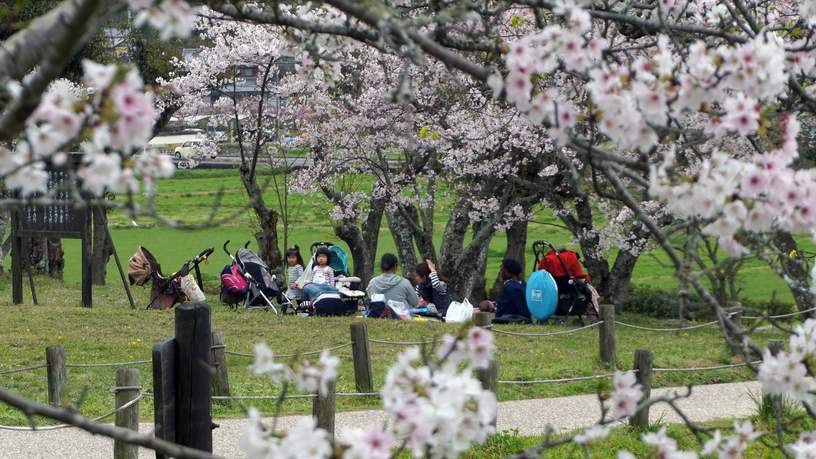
[368,338,438,346]
[0,391,143,431]
[491,321,602,337]
[0,364,47,376]
[224,342,353,358]
[613,320,721,332]
[65,360,152,369]
[743,306,816,320]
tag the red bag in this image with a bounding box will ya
[538,249,590,281]
[221,263,248,294]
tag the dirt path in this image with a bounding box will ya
[0,381,761,458]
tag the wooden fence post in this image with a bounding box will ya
[350,321,373,393]
[114,368,140,459]
[45,345,66,407]
[599,304,616,367]
[152,338,177,459]
[312,379,336,435]
[630,349,653,428]
[474,311,492,327]
[210,331,230,397]
[476,360,498,427]
[175,302,213,452]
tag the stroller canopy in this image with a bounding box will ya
[128,246,161,286]
[328,245,349,276]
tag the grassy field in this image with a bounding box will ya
[5,168,809,303]
[0,277,785,425]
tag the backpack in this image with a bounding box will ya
[220,263,248,305]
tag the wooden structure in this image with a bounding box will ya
[11,162,92,306]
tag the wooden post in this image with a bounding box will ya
[630,349,653,428]
[210,331,230,397]
[11,228,23,304]
[312,379,336,436]
[476,360,499,427]
[81,210,92,307]
[153,338,177,459]
[599,304,616,367]
[45,345,66,407]
[474,311,492,327]
[114,368,140,459]
[175,302,212,452]
[350,321,373,393]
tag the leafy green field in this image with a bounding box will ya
[0,277,785,425]
[7,168,806,303]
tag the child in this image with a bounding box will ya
[481,258,530,323]
[311,247,335,286]
[285,246,304,300]
[414,259,451,316]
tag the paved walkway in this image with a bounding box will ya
[0,381,762,459]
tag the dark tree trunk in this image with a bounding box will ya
[331,197,385,286]
[439,196,471,275]
[386,207,418,280]
[91,206,113,285]
[606,250,639,306]
[28,237,63,279]
[241,169,282,276]
[774,231,816,313]
[0,209,7,274]
[490,218,529,299]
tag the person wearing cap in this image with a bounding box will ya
[367,253,419,308]
[479,258,530,321]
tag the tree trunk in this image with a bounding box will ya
[439,196,471,275]
[386,207,418,279]
[0,209,7,274]
[774,231,816,313]
[91,206,112,285]
[28,237,63,279]
[490,218,529,298]
[606,250,639,306]
[241,169,282,275]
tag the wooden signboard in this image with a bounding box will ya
[10,161,92,306]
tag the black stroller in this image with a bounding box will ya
[220,241,293,313]
[533,240,599,324]
[128,246,213,310]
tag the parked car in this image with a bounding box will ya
[174,138,217,160]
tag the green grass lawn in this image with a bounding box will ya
[0,277,786,426]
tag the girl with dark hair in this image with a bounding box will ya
[285,246,304,300]
[414,259,451,317]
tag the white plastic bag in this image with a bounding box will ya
[445,298,474,323]
[386,300,411,321]
[180,274,206,302]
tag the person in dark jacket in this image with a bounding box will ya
[480,259,530,323]
[414,260,451,317]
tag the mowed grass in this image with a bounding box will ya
[7,168,809,303]
[0,277,786,425]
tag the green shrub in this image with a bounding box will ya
[622,286,797,321]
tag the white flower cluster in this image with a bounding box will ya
[619,427,698,458]
[126,0,196,40]
[242,328,496,459]
[610,371,643,419]
[701,421,760,458]
[758,319,816,402]
[5,61,172,197]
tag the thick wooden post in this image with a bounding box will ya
[312,380,336,435]
[599,304,616,367]
[114,368,140,459]
[175,302,212,452]
[210,331,230,397]
[630,349,653,428]
[153,338,177,459]
[474,311,492,327]
[45,345,67,407]
[350,321,373,393]
[476,360,498,426]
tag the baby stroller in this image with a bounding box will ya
[533,240,599,324]
[220,241,293,313]
[128,246,213,310]
[293,241,363,316]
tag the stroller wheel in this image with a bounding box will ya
[557,318,566,326]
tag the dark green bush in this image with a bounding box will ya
[621,286,797,321]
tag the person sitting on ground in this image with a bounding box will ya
[479,258,530,323]
[367,253,419,310]
[414,259,451,317]
[302,247,337,301]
